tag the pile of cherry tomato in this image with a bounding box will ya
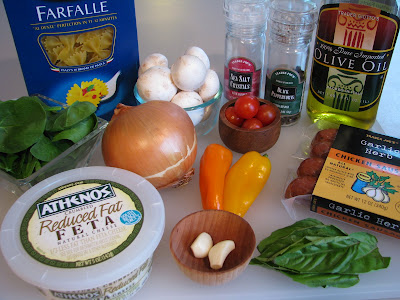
[225,95,277,130]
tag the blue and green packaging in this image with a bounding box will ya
[3,0,140,120]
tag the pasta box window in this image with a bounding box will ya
[311,125,400,239]
[3,0,140,120]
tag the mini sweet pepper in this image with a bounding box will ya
[223,151,271,217]
[199,144,233,210]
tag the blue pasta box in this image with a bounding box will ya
[3,0,140,120]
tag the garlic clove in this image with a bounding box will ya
[365,187,377,198]
[191,232,213,258]
[208,240,235,270]
[382,191,390,203]
[373,188,385,202]
[362,186,375,194]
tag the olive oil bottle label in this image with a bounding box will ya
[224,57,261,100]
[265,68,304,116]
[309,3,399,112]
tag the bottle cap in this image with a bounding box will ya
[224,0,267,28]
[268,0,318,38]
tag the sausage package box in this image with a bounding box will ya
[3,0,140,120]
[311,125,400,239]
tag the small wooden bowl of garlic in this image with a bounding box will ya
[169,210,256,286]
[134,47,222,136]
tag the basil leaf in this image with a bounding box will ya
[251,218,390,288]
[282,272,360,288]
[256,225,347,261]
[0,97,46,153]
[257,218,325,253]
[339,232,390,274]
[273,236,361,274]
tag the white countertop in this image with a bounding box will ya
[1,1,400,300]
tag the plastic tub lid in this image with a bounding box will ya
[0,166,165,291]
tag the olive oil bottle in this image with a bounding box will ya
[306,0,400,129]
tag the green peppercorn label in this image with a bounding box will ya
[265,68,305,116]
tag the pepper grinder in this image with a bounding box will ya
[264,0,318,126]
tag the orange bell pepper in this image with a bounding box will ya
[199,144,233,210]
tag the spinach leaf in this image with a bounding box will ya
[0,96,46,154]
[0,152,19,173]
[0,97,98,180]
[52,114,97,143]
[9,149,42,179]
[30,135,64,162]
[47,101,97,132]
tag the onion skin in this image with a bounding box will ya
[102,101,197,189]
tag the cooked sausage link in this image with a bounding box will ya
[311,128,338,147]
[285,176,318,198]
[297,157,326,177]
[310,140,333,159]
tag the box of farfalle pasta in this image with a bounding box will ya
[3,0,140,120]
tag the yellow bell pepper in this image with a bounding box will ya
[223,151,271,217]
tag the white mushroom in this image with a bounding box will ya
[171,91,204,126]
[171,55,207,91]
[138,53,168,76]
[185,46,210,69]
[136,66,177,101]
[198,69,220,101]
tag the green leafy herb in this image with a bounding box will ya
[0,96,98,179]
[250,218,390,288]
[0,97,47,154]
[366,171,398,195]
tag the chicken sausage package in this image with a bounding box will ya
[3,0,140,120]
[282,121,400,240]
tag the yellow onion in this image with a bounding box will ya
[102,101,197,189]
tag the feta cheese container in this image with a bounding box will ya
[0,166,165,300]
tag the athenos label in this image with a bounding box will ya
[20,179,144,268]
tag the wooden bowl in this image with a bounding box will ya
[219,99,281,153]
[169,210,256,286]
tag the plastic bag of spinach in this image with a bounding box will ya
[0,96,97,179]
[250,218,390,288]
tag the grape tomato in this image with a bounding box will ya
[234,95,260,119]
[225,106,244,127]
[242,118,263,130]
[256,103,276,126]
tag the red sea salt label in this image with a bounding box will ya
[224,57,261,100]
